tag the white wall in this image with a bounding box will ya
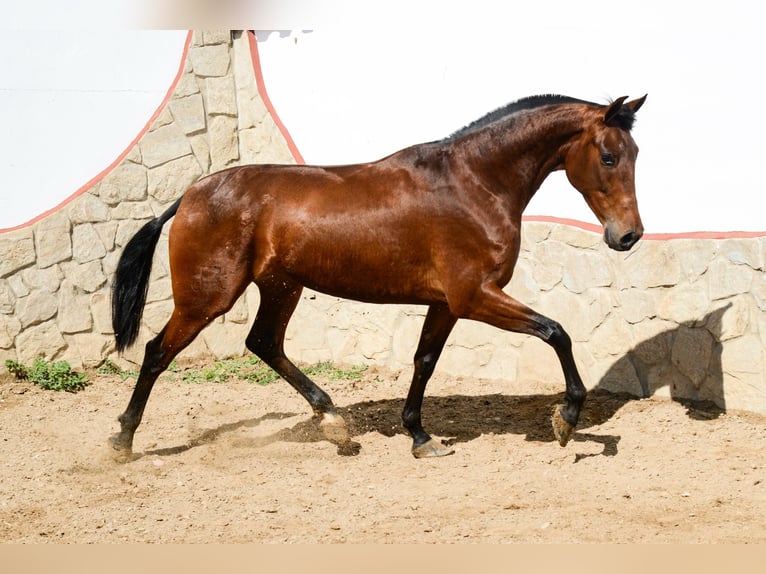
[254,2,766,234]
[0,29,188,229]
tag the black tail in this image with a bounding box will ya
[111,197,183,352]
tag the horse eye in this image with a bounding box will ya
[601,153,616,167]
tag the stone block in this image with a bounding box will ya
[672,238,717,280]
[657,284,709,325]
[205,75,238,116]
[68,192,109,224]
[550,224,602,249]
[209,115,240,170]
[617,288,657,324]
[99,162,148,205]
[704,296,752,342]
[596,354,642,396]
[146,277,172,304]
[111,202,154,220]
[139,122,193,168]
[58,280,93,334]
[752,274,766,312]
[148,154,203,204]
[0,279,16,314]
[623,241,681,289]
[90,292,113,335]
[224,295,249,324]
[189,134,211,173]
[169,93,206,134]
[722,372,766,415]
[21,265,62,293]
[35,212,71,268]
[189,44,230,77]
[671,326,714,388]
[7,275,29,298]
[175,72,201,98]
[708,258,753,300]
[587,314,635,360]
[0,314,21,349]
[537,288,609,343]
[506,260,539,304]
[520,221,552,246]
[628,319,675,367]
[17,290,58,328]
[143,300,174,334]
[720,237,765,270]
[72,223,107,263]
[94,221,118,251]
[14,320,67,363]
[201,320,248,359]
[561,249,613,293]
[202,30,232,45]
[115,220,149,248]
[59,260,106,293]
[0,228,36,278]
[721,334,764,376]
[67,332,114,368]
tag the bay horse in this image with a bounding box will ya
[110,93,647,460]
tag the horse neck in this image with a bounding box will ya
[453,106,587,210]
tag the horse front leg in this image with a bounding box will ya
[458,284,586,447]
[403,303,458,458]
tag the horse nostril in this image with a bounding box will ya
[619,231,641,250]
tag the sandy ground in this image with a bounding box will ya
[1,361,765,544]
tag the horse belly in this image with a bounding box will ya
[282,237,442,305]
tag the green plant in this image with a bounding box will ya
[97,358,138,381]
[175,356,367,386]
[5,358,88,393]
[303,361,368,380]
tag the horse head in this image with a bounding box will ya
[563,95,647,251]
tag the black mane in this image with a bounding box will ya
[445,94,634,141]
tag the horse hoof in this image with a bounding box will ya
[551,406,574,447]
[320,412,351,443]
[108,435,134,463]
[412,438,455,459]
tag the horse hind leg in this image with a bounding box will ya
[109,309,215,461]
[246,280,359,455]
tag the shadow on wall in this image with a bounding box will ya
[587,303,731,424]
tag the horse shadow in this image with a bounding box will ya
[144,305,730,461]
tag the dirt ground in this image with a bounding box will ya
[1,361,765,544]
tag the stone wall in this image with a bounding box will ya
[0,30,294,370]
[1,30,765,416]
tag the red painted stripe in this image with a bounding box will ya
[247,31,305,164]
[522,215,766,240]
[0,30,194,235]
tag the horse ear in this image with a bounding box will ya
[604,96,629,126]
[626,94,647,113]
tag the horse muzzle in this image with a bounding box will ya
[604,225,643,252]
